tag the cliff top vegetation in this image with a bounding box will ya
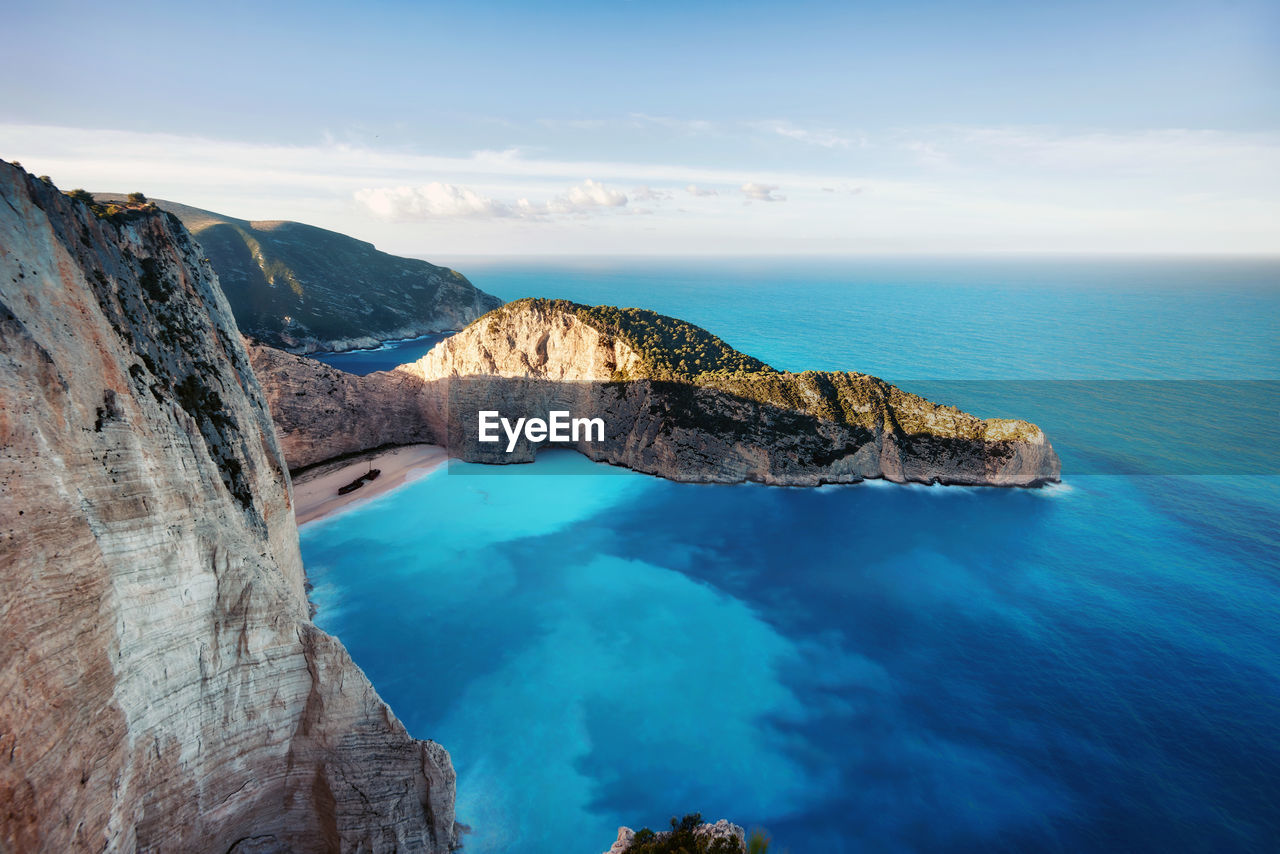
[477,299,1042,440]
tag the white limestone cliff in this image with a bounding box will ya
[0,162,458,852]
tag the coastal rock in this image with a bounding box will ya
[0,163,457,852]
[602,818,746,853]
[248,343,442,471]
[405,299,1061,486]
[606,827,636,853]
[253,298,1059,486]
[413,301,646,381]
[97,194,503,353]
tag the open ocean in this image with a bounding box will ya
[301,257,1279,853]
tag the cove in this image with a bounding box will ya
[301,451,1280,852]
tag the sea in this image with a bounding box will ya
[310,330,454,374]
[300,257,1279,853]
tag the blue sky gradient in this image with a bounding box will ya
[3,0,1276,253]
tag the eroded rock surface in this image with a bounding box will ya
[248,343,442,472]
[259,298,1058,486]
[0,163,457,853]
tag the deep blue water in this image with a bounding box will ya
[302,258,1280,853]
[310,331,453,374]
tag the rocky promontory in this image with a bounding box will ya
[258,298,1060,486]
[0,163,458,852]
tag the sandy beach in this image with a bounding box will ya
[293,444,448,526]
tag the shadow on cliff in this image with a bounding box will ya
[250,344,1061,488]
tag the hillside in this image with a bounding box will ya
[97,194,502,352]
[251,298,1060,486]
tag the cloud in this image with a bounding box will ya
[355,179,629,221]
[764,122,853,149]
[354,182,512,220]
[944,127,1280,177]
[539,115,858,150]
[628,113,716,134]
[741,182,785,202]
[0,122,825,198]
[903,140,949,166]
[6,122,1277,253]
[632,185,672,202]
[545,179,628,214]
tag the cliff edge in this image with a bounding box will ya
[0,163,458,852]
[253,298,1059,486]
[407,298,1060,486]
[97,194,503,353]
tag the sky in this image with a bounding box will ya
[2,0,1277,255]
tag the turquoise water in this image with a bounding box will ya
[302,258,1280,852]
[310,331,452,373]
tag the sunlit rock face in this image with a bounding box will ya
[254,298,1060,487]
[0,162,458,853]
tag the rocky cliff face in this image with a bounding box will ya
[0,163,457,852]
[604,819,746,853]
[98,195,503,353]
[403,299,1060,486]
[248,343,442,472]
[259,298,1059,487]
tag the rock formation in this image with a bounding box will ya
[0,163,458,852]
[603,817,746,853]
[97,194,502,353]
[257,298,1060,486]
[248,343,442,471]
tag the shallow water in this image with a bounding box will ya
[302,258,1280,852]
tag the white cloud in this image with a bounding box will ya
[0,122,855,204]
[903,140,948,166]
[763,121,853,149]
[945,127,1280,178]
[546,179,627,214]
[537,115,863,150]
[628,113,716,134]
[5,122,1277,254]
[355,178,629,221]
[355,182,512,219]
[632,185,672,201]
[741,182,785,202]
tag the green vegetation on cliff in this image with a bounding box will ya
[628,814,748,854]
[482,298,773,380]
[575,302,773,379]
[94,195,502,351]
[64,188,159,222]
[482,299,1041,441]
